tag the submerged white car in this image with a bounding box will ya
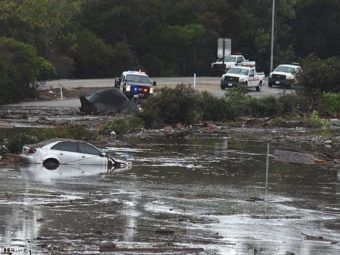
[21,139,113,170]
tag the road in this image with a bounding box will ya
[11,77,293,107]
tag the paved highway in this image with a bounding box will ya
[11,77,293,107]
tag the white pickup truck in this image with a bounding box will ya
[211,54,255,73]
[268,64,302,88]
[220,66,265,91]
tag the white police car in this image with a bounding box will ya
[115,71,156,98]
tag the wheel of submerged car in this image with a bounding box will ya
[43,158,60,170]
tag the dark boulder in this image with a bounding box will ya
[79,88,137,114]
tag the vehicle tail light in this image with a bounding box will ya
[28,147,36,154]
[144,88,148,93]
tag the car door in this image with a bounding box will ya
[51,141,83,165]
[77,142,107,166]
[236,57,243,65]
[249,69,255,86]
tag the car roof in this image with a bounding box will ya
[122,71,149,77]
[277,64,301,68]
[28,138,94,148]
[229,66,252,70]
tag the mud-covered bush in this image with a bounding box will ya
[6,134,39,153]
[99,116,144,136]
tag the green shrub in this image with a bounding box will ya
[277,94,307,116]
[298,54,340,95]
[247,96,283,118]
[99,116,144,136]
[139,85,202,127]
[224,86,252,116]
[40,124,93,140]
[6,134,39,153]
[201,91,236,121]
[319,93,340,117]
[310,110,331,128]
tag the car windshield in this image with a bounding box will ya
[227,67,249,76]
[275,66,297,74]
[126,74,151,84]
[217,56,236,62]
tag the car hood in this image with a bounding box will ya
[271,71,292,76]
[126,81,152,87]
[222,73,245,79]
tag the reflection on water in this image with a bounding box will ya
[0,134,339,254]
[21,164,109,184]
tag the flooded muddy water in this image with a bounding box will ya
[0,134,339,254]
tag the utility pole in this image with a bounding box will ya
[270,0,276,72]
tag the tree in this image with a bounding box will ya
[296,0,340,58]
[0,37,54,104]
[18,0,81,57]
[298,54,340,94]
[72,30,114,78]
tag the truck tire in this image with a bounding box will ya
[220,80,226,90]
[256,81,262,91]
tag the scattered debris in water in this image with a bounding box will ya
[273,149,332,164]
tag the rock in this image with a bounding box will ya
[100,241,116,252]
[155,229,175,235]
[246,197,265,202]
[79,88,136,114]
[110,130,117,138]
[330,119,340,127]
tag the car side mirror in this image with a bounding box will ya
[249,74,254,77]
[152,81,156,86]
[100,152,106,157]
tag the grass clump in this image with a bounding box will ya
[99,115,144,136]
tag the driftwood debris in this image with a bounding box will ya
[301,233,340,244]
[274,150,331,164]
